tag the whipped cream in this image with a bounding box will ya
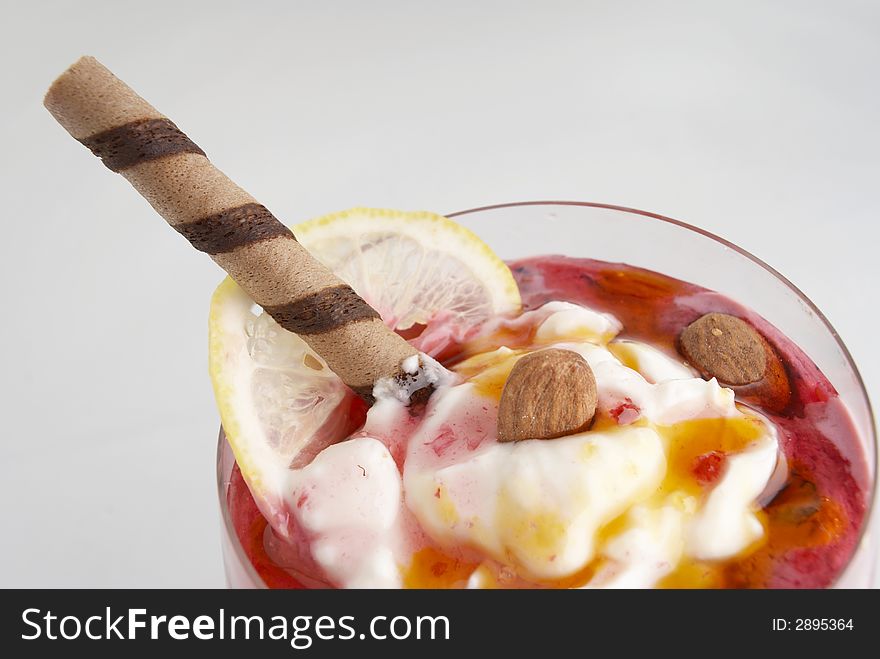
[282,301,780,588]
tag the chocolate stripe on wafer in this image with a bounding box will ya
[44,56,438,404]
[175,203,295,254]
[265,285,380,335]
[80,118,204,172]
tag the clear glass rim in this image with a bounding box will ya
[217,199,877,588]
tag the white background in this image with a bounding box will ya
[1,0,877,587]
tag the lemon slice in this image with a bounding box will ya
[210,278,354,515]
[210,208,521,535]
[294,207,521,333]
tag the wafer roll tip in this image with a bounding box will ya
[43,55,443,405]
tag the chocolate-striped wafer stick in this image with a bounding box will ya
[44,56,440,403]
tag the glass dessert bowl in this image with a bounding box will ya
[217,201,877,589]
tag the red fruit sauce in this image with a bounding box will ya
[227,256,868,589]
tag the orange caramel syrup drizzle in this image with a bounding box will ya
[401,547,598,590]
[660,470,848,589]
[402,547,481,589]
[654,420,848,588]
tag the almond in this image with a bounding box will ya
[678,313,766,385]
[678,312,791,413]
[497,348,597,442]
